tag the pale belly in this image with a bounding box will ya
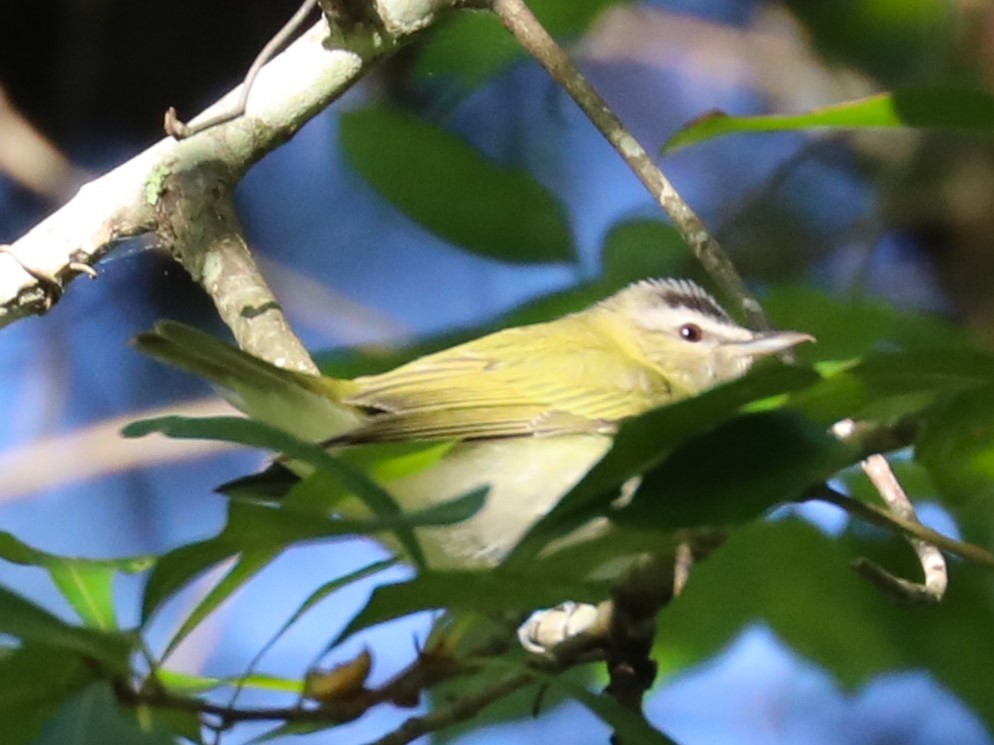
[385,434,613,569]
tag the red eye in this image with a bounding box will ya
[679,323,703,342]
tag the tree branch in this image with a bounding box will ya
[154,163,317,369]
[0,1,457,329]
[490,0,771,330]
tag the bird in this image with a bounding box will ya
[135,278,813,568]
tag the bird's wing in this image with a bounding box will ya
[343,321,671,442]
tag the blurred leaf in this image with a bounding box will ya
[34,683,178,745]
[124,415,425,569]
[337,569,607,644]
[917,385,994,509]
[0,586,131,671]
[791,348,994,426]
[764,285,968,363]
[511,365,820,561]
[0,645,100,745]
[340,106,574,264]
[142,492,484,624]
[141,539,238,626]
[664,89,994,153]
[414,0,622,89]
[0,533,151,631]
[618,411,857,529]
[656,519,994,733]
[600,219,697,288]
[160,548,278,661]
[784,0,952,82]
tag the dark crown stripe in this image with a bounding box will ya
[644,279,732,323]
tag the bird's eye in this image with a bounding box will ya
[679,323,703,342]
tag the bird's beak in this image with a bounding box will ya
[729,330,815,359]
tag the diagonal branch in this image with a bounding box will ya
[0,0,460,330]
[490,0,771,330]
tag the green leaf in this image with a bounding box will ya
[0,586,132,671]
[510,364,820,562]
[337,570,607,644]
[141,538,240,625]
[230,559,396,699]
[0,644,100,745]
[124,415,427,569]
[599,219,697,288]
[664,89,994,153]
[617,411,858,529]
[655,520,994,733]
[790,348,994,426]
[917,385,994,508]
[764,285,969,363]
[414,0,622,90]
[160,548,279,661]
[0,532,151,631]
[34,683,179,745]
[141,492,485,625]
[339,106,574,263]
[155,669,303,695]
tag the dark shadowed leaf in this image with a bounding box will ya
[340,107,574,263]
[0,587,132,671]
[510,365,820,562]
[617,411,857,529]
[33,683,180,745]
[656,520,994,734]
[414,0,623,90]
[0,645,101,745]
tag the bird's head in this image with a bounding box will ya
[600,278,814,395]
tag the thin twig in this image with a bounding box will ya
[490,0,770,330]
[808,485,994,569]
[858,453,947,603]
[165,0,321,139]
[363,672,534,745]
[830,419,949,603]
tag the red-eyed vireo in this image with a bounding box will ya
[136,279,812,567]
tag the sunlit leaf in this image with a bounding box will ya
[124,415,426,569]
[340,107,574,264]
[0,533,151,631]
[664,89,994,153]
[155,669,303,695]
[142,492,484,625]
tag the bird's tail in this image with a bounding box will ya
[134,321,362,442]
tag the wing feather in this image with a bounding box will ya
[345,316,672,441]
